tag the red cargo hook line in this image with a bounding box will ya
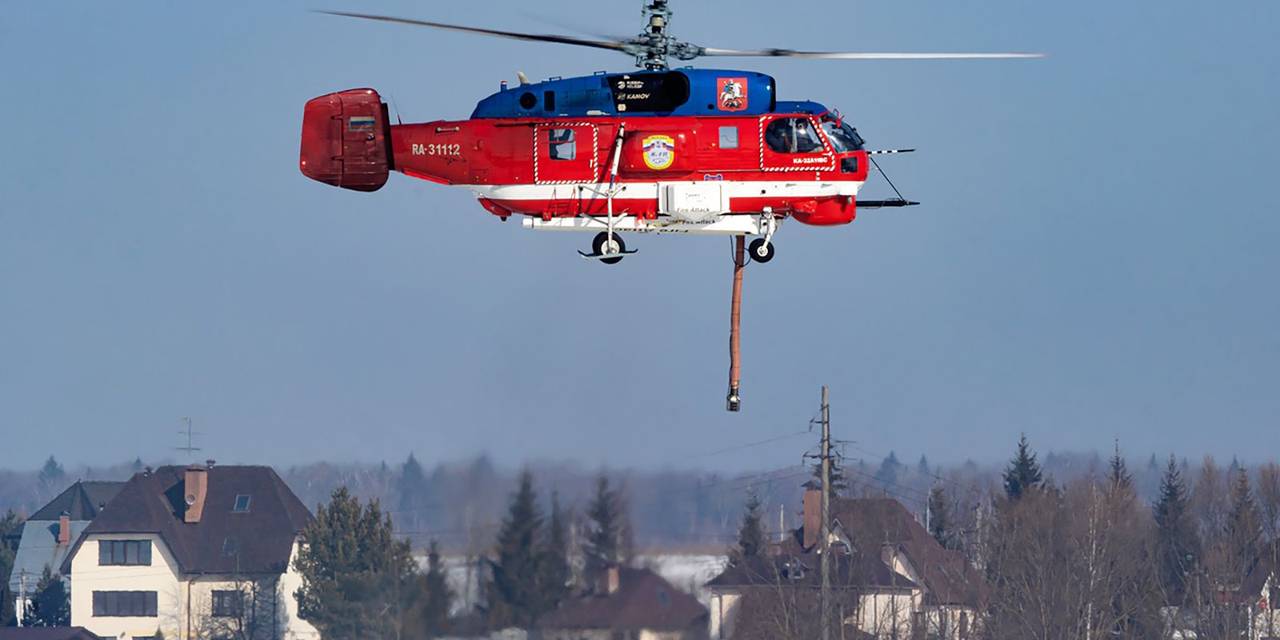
[727,235,746,412]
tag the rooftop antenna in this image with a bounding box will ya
[176,417,203,463]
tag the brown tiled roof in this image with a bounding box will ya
[61,466,312,575]
[0,627,103,640]
[706,552,915,591]
[828,497,987,606]
[538,567,707,632]
[30,481,125,521]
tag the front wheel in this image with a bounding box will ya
[748,238,775,264]
[592,232,626,265]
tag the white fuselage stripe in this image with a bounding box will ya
[470,180,863,201]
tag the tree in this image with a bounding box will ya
[293,487,416,640]
[24,565,69,627]
[874,451,902,489]
[403,539,452,639]
[811,455,849,499]
[734,491,767,562]
[0,509,24,626]
[928,485,956,550]
[1108,442,1133,493]
[917,455,931,477]
[538,491,571,612]
[486,470,546,628]
[37,456,65,488]
[584,475,622,576]
[396,453,433,531]
[1153,456,1198,601]
[1003,434,1043,501]
[1223,467,1261,579]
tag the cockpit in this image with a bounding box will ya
[818,112,865,153]
[764,111,865,154]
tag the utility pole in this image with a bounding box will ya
[820,385,832,640]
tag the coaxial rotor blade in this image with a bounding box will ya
[314,10,633,53]
[698,47,1043,60]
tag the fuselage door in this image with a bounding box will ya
[534,123,599,184]
[759,115,834,172]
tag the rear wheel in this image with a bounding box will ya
[748,238,775,263]
[592,232,627,265]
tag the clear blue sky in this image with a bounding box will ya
[2,0,1277,472]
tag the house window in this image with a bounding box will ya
[93,591,157,617]
[212,590,244,618]
[222,537,240,557]
[98,540,152,566]
[548,129,575,160]
[764,117,824,154]
[718,126,739,149]
[232,494,251,513]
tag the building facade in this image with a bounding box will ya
[61,464,319,640]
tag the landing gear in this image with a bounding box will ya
[592,231,627,265]
[748,237,775,263]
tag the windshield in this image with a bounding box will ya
[820,114,866,152]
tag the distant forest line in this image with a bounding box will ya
[0,442,1265,553]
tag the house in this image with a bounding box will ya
[705,489,986,640]
[59,463,320,640]
[0,627,104,640]
[8,480,125,624]
[1247,545,1280,640]
[538,565,709,640]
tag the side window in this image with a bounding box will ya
[99,540,152,566]
[765,118,824,154]
[548,129,575,160]
[718,126,739,149]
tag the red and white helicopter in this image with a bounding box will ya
[301,1,1038,264]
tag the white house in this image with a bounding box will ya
[60,463,320,640]
[7,480,124,624]
[705,491,985,640]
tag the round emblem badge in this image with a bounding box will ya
[642,134,676,170]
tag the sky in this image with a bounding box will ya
[1,1,1278,474]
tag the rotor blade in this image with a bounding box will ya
[314,10,631,53]
[699,48,1043,60]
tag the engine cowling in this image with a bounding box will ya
[300,88,393,192]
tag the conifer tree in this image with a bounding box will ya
[1003,434,1044,501]
[397,453,432,530]
[25,566,69,627]
[538,491,571,611]
[1224,467,1261,577]
[875,451,902,489]
[928,485,956,550]
[735,491,767,562]
[811,454,849,498]
[294,487,416,640]
[403,539,453,638]
[1109,441,1133,493]
[917,455,931,477]
[37,456,65,488]
[585,475,622,577]
[1154,456,1198,600]
[486,471,545,628]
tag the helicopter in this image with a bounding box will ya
[300,1,1039,264]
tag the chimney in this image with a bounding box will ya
[184,465,208,524]
[58,512,71,545]
[606,565,620,595]
[803,485,821,549]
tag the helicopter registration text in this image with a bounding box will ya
[412,143,462,157]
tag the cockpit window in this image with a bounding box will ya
[820,114,866,152]
[765,118,825,154]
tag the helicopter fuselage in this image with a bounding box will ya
[300,69,872,241]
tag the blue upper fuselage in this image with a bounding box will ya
[470,68,828,119]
